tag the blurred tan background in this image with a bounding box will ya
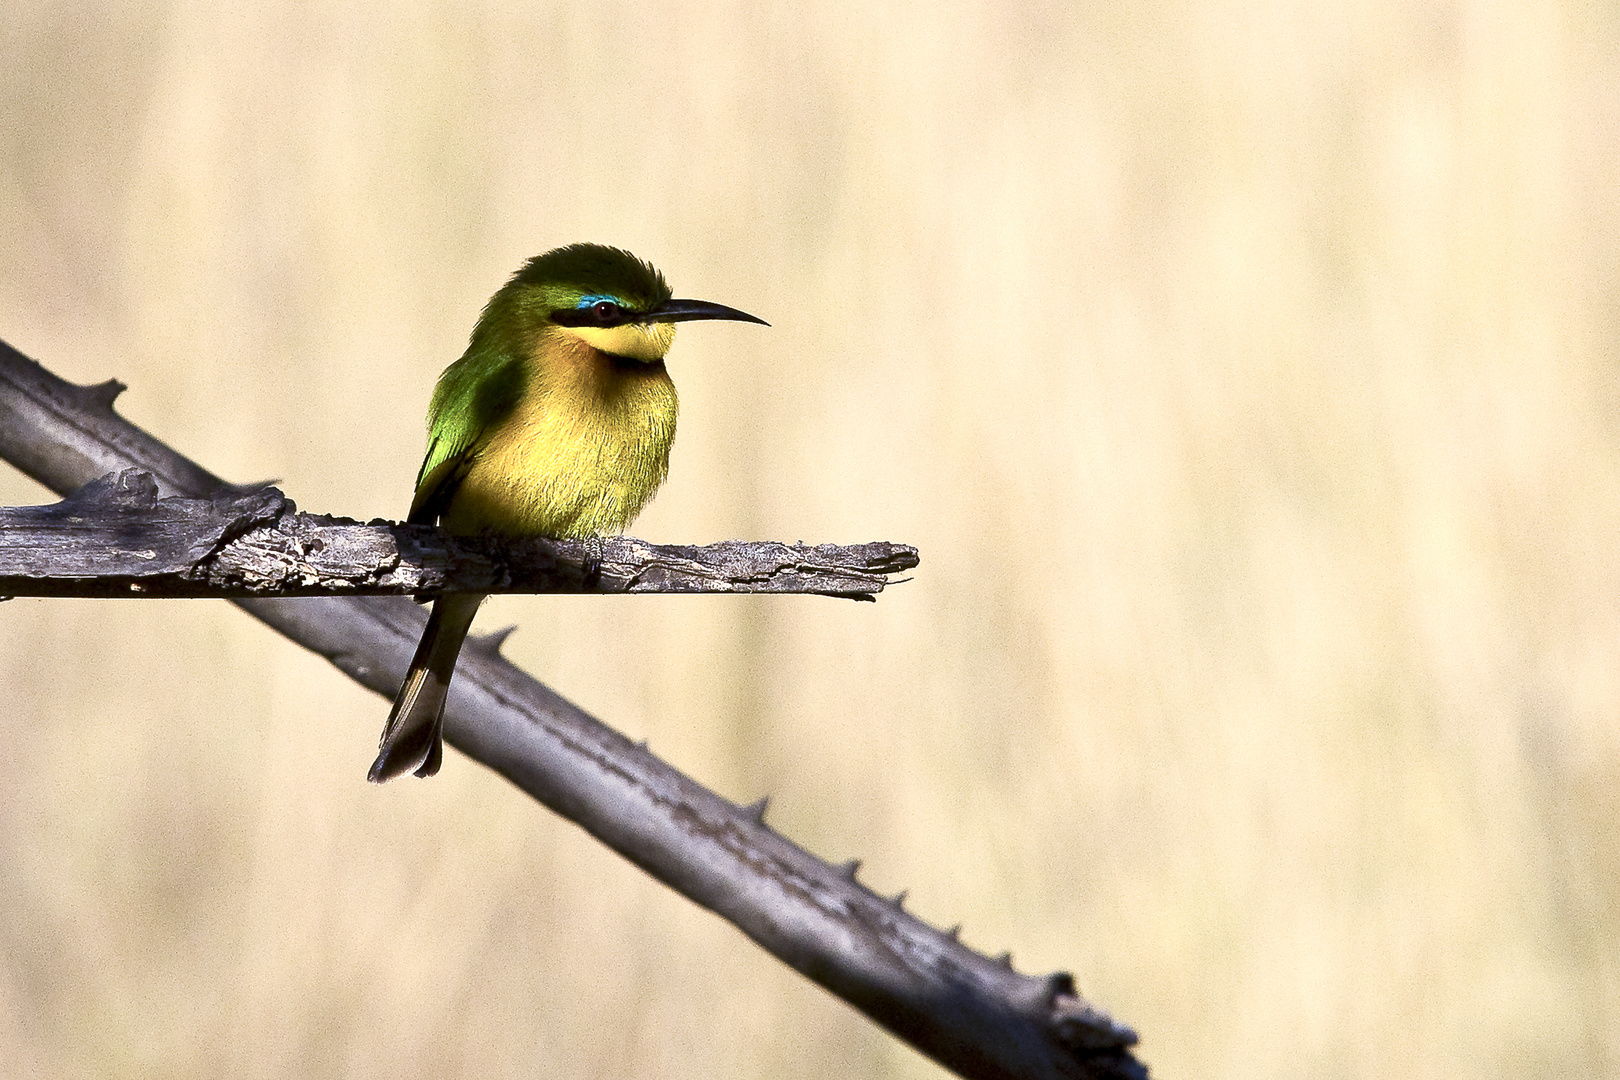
[2,1,1618,1077]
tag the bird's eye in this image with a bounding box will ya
[592,300,620,323]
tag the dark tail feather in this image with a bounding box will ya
[368,593,485,782]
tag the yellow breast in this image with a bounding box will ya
[442,332,678,539]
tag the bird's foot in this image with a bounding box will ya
[582,536,603,590]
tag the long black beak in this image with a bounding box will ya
[643,298,769,326]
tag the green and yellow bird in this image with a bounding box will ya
[369,243,766,783]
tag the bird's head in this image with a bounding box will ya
[481,243,767,364]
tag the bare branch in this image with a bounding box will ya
[0,469,916,600]
[0,335,1146,1080]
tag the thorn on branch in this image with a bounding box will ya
[946,924,961,941]
[741,796,770,824]
[840,859,862,881]
[996,952,1014,969]
[472,624,519,655]
[888,890,908,910]
[78,378,126,409]
[219,478,283,497]
[1038,972,1077,1010]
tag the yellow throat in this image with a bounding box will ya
[440,324,678,539]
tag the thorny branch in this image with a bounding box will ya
[0,335,1146,1080]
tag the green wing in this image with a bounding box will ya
[407,345,529,525]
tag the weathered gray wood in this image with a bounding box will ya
[0,335,1146,1080]
[0,468,916,600]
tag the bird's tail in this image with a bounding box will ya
[368,592,485,782]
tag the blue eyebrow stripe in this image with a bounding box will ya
[576,294,623,308]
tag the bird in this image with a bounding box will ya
[368,243,767,782]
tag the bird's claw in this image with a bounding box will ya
[582,536,603,589]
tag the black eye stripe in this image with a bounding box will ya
[551,303,636,328]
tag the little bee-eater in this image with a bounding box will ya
[369,243,766,782]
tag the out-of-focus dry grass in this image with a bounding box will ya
[2,2,1618,1077]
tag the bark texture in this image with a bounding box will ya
[0,468,916,600]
